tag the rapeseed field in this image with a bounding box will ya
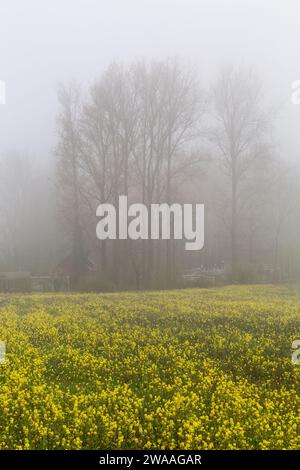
[0,285,299,449]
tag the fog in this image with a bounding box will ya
[0,0,300,290]
[0,0,300,159]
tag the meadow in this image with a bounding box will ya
[0,285,299,449]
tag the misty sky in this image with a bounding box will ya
[0,0,300,161]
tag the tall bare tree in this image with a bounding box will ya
[210,65,271,280]
[56,83,86,287]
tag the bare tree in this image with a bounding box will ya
[0,153,56,273]
[210,65,271,280]
[56,83,86,287]
[268,162,299,280]
[131,60,203,285]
